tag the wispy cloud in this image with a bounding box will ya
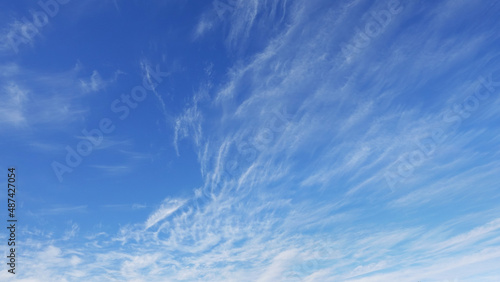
[80,70,106,93]
[173,94,204,156]
[33,205,88,216]
[0,83,28,126]
[102,203,147,210]
[0,62,120,130]
[89,164,131,174]
[141,60,170,125]
[62,222,80,240]
[145,198,187,230]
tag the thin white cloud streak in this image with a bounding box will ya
[145,198,187,230]
[173,97,204,156]
[89,164,131,174]
[0,83,28,126]
[33,205,88,216]
[141,60,170,126]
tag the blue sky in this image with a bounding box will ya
[1,0,500,281]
